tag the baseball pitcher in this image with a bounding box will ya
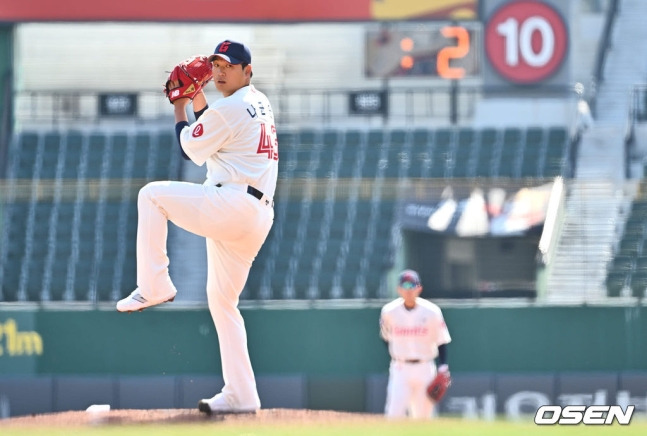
[117,40,277,414]
[380,269,452,419]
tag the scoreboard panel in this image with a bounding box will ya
[365,0,570,88]
[365,24,481,79]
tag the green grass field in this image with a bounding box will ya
[3,418,647,436]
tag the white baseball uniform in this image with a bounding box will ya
[380,297,451,419]
[137,84,277,410]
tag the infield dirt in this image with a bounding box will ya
[0,408,382,427]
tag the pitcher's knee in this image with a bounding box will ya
[138,181,166,206]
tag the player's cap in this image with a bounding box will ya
[399,269,421,290]
[208,40,252,65]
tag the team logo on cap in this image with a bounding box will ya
[192,124,204,137]
[219,42,231,53]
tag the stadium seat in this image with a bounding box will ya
[298,129,318,147]
[49,257,70,301]
[16,132,40,179]
[154,131,177,179]
[430,129,454,178]
[452,128,475,178]
[635,255,647,272]
[409,149,431,178]
[381,150,402,178]
[411,129,430,148]
[108,133,129,178]
[618,238,642,257]
[86,133,108,178]
[519,128,545,178]
[25,258,45,301]
[388,129,408,147]
[630,271,647,298]
[1,248,22,301]
[367,129,385,148]
[497,128,523,178]
[62,131,84,179]
[610,254,635,273]
[41,132,63,179]
[543,127,568,177]
[605,271,627,297]
[131,132,152,179]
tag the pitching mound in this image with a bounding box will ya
[0,408,382,427]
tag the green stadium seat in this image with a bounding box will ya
[16,132,40,178]
[86,133,108,178]
[62,131,84,179]
[475,138,496,178]
[606,270,627,297]
[618,238,642,256]
[1,249,22,301]
[497,128,523,178]
[48,257,70,301]
[131,132,152,179]
[519,128,545,178]
[25,259,45,301]
[278,131,296,148]
[154,131,177,179]
[367,129,385,147]
[430,129,454,178]
[543,127,568,177]
[340,270,358,295]
[298,129,318,146]
[451,128,475,178]
[411,129,430,148]
[382,150,402,178]
[389,129,408,146]
[317,272,337,298]
[409,150,431,178]
[344,130,363,147]
[322,130,339,148]
[630,271,647,298]
[41,132,63,179]
[108,133,129,178]
[610,255,635,273]
[630,200,647,215]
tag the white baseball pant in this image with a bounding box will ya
[385,360,437,419]
[136,180,273,410]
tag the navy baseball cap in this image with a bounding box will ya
[399,269,421,289]
[208,40,252,65]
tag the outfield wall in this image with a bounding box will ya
[0,305,646,418]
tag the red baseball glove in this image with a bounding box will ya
[163,55,213,104]
[427,366,451,402]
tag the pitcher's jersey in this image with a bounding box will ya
[179,85,279,198]
[380,298,451,362]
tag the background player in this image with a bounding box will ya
[379,269,451,419]
[117,40,278,414]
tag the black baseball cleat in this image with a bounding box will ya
[198,394,258,415]
[198,399,212,415]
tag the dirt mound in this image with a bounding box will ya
[0,408,381,427]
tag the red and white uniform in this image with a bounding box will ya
[380,297,451,419]
[137,84,277,410]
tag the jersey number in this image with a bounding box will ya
[257,123,279,160]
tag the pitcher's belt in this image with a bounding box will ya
[216,183,264,201]
[393,359,425,364]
